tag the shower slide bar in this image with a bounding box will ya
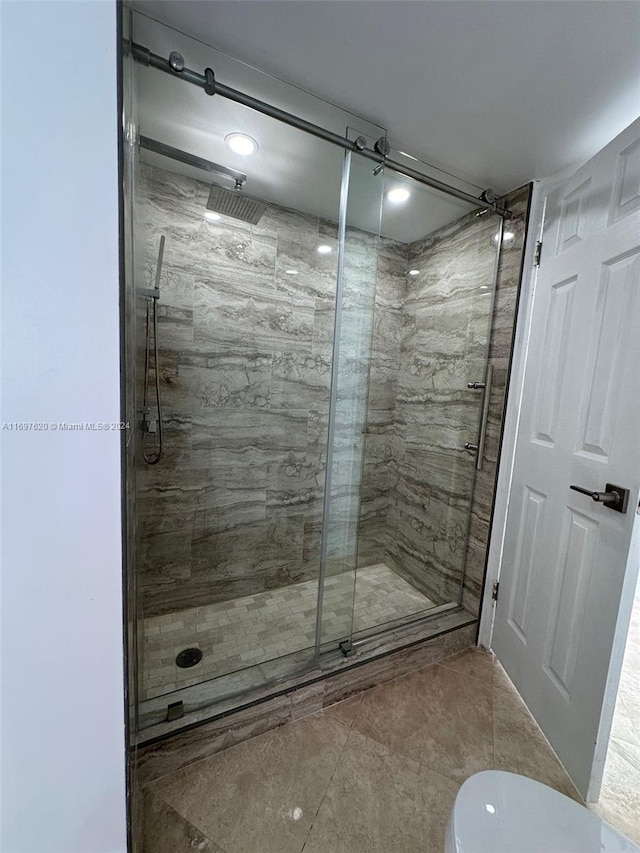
[131,42,512,219]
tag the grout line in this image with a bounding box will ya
[299,719,353,853]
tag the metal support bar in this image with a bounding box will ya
[475,364,493,471]
[131,42,512,218]
[137,287,160,300]
[139,135,247,184]
[349,602,461,649]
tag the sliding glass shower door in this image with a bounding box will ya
[316,131,385,652]
[129,11,512,741]
[349,163,504,641]
[131,20,388,730]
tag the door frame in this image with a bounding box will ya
[479,160,617,648]
[479,159,640,801]
[477,172,551,647]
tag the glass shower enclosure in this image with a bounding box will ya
[124,12,505,739]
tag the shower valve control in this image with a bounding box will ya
[467,380,486,390]
[141,412,157,434]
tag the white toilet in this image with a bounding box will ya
[445,770,639,852]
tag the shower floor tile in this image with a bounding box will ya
[141,563,435,701]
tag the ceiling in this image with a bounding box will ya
[133,10,486,242]
[136,0,640,195]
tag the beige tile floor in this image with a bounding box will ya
[146,646,630,853]
[592,593,640,843]
[141,563,434,700]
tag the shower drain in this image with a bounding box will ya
[175,647,203,668]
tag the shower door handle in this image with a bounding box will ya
[466,365,493,471]
[569,483,630,514]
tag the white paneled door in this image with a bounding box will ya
[492,118,640,800]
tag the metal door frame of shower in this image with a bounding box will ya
[313,145,354,656]
[129,41,512,219]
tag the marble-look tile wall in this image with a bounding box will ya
[385,208,499,604]
[136,164,394,617]
[136,161,529,622]
[355,237,406,567]
[357,187,531,612]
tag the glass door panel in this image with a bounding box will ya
[317,130,385,651]
[131,14,389,733]
[352,166,502,638]
[135,97,345,718]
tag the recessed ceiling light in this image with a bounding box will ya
[317,245,332,255]
[204,211,221,222]
[285,269,299,275]
[387,187,411,204]
[225,132,259,156]
[408,269,420,276]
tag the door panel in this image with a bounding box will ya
[492,117,640,800]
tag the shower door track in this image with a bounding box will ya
[130,41,512,218]
[136,604,473,744]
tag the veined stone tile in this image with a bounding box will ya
[184,352,272,411]
[144,262,195,312]
[266,451,324,512]
[156,304,194,350]
[191,408,307,456]
[262,204,320,242]
[193,282,314,354]
[270,350,331,411]
[275,241,338,301]
[136,163,528,635]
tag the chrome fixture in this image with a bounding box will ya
[465,365,493,471]
[130,42,512,218]
[206,184,267,225]
[479,188,497,205]
[175,648,204,668]
[139,136,247,187]
[374,136,391,157]
[168,51,184,73]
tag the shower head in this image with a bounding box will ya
[206,184,268,225]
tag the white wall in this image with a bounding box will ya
[0,2,127,851]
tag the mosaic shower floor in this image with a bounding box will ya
[141,563,435,701]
